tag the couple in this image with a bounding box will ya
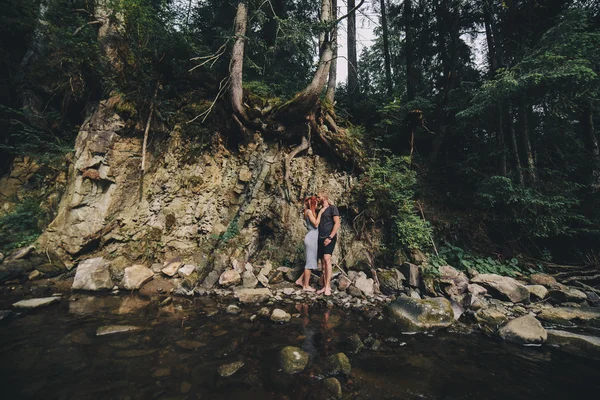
[296,193,340,296]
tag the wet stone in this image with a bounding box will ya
[152,368,171,378]
[218,361,245,377]
[0,310,12,321]
[320,377,342,400]
[226,304,241,315]
[175,340,206,350]
[347,334,364,354]
[114,349,157,358]
[271,308,291,323]
[279,346,309,374]
[258,307,270,318]
[96,325,144,336]
[325,353,351,376]
[13,297,60,309]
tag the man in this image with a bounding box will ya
[316,192,340,296]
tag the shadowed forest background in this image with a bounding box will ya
[0,0,599,273]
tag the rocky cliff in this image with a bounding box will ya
[31,100,368,284]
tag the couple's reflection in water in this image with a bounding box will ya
[295,303,333,362]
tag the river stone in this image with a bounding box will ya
[378,269,405,295]
[96,325,143,336]
[178,264,196,277]
[260,261,273,277]
[527,285,549,300]
[257,273,269,287]
[498,315,547,345]
[530,273,559,288]
[537,307,600,328]
[319,377,342,400]
[234,287,272,303]
[548,287,588,304]
[218,361,245,377]
[219,269,241,287]
[258,307,270,318]
[13,296,60,309]
[271,308,291,323]
[468,283,487,297]
[338,275,352,291]
[122,265,154,290]
[354,272,374,296]
[279,346,309,374]
[325,353,351,376]
[72,258,114,291]
[439,265,469,296]
[226,304,241,315]
[348,286,363,298]
[474,308,509,328]
[242,271,258,288]
[175,340,205,350]
[546,330,600,360]
[471,273,530,303]
[161,261,183,277]
[399,262,421,287]
[384,296,454,331]
[28,270,42,280]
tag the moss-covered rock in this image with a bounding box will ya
[278,346,309,374]
[325,353,351,376]
[384,295,454,331]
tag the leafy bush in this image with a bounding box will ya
[354,154,432,250]
[0,197,49,253]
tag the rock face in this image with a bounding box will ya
[234,288,271,303]
[219,269,241,287]
[384,296,454,331]
[122,265,153,290]
[546,330,600,360]
[13,297,61,309]
[471,273,530,303]
[72,258,113,291]
[377,269,405,295]
[498,315,547,345]
[279,346,309,374]
[537,307,600,328]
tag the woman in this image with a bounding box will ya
[296,195,327,291]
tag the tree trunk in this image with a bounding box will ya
[497,109,507,176]
[380,0,392,96]
[505,101,523,185]
[347,0,358,104]
[405,0,416,101]
[325,0,337,103]
[230,1,250,125]
[483,0,499,73]
[519,99,537,184]
[582,101,600,191]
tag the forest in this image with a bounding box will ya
[1,0,599,270]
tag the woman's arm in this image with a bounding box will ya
[316,206,328,226]
[306,209,319,228]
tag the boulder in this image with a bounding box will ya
[399,262,421,287]
[527,285,549,301]
[271,308,291,323]
[325,353,351,376]
[278,346,309,374]
[468,283,487,297]
[378,269,406,295]
[161,261,183,277]
[537,307,600,328]
[474,308,509,328]
[219,269,241,287]
[471,273,530,303]
[498,315,547,345]
[72,258,113,291]
[530,273,559,288]
[12,296,61,309]
[122,265,154,290]
[384,295,454,331]
[242,270,258,288]
[354,272,374,296]
[546,330,600,360]
[548,286,588,304]
[234,288,272,303]
[439,265,469,296]
[338,275,352,291]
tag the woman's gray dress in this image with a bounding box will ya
[304,214,318,270]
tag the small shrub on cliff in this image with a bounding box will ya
[0,197,49,252]
[353,154,432,251]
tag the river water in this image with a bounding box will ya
[1,293,599,399]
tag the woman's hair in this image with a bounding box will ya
[304,195,318,217]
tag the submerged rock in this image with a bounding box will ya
[12,296,60,309]
[122,265,154,290]
[498,315,547,345]
[325,353,351,376]
[384,296,454,331]
[346,334,364,354]
[471,273,530,303]
[96,325,144,336]
[271,308,291,323]
[278,346,309,374]
[72,257,113,291]
[175,340,205,350]
[319,377,342,400]
[546,330,600,360]
[218,361,245,377]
